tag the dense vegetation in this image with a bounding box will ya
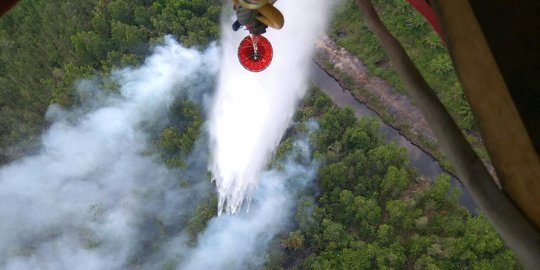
[267,88,519,269]
[0,1,219,268]
[0,0,220,163]
[326,0,490,163]
[1,1,518,269]
[329,0,473,130]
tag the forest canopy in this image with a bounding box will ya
[0,0,520,269]
[263,88,519,269]
[0,0,220,163]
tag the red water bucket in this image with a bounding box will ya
[237,35,273,72]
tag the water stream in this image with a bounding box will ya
[309,63,477,212]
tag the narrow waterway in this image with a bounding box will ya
[309,63,477,212]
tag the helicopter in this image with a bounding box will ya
[231,0,284,72]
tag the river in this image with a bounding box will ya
[309,63,477,212]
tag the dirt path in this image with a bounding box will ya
[314,35,437,146]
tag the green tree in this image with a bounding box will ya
[366,141,408,177]
[374,242,406,269]
[110,20,148,54]
[281,231,305,250]
[318,219,350,250]
[380,165,409,200]
[353,195,382,237]
[72,31,108,66]
[317,107,357,148]
[339,243,374,269]
[278,90,519,269]
[107,0,134,24]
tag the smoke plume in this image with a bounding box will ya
[209,0,334,214]
[1,0,336,267]
[182,122,318,270]
[0,35,320,269]
[0,37,219,269]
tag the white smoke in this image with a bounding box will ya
[0,34,321,269]
[0,37,219,270]
[182,121,318,270]
[1,0,336,266]
[209,0,334,214]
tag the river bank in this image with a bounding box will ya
[314,35,454,172]
[309,62,477,211]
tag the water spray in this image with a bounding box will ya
[209,0,334,214]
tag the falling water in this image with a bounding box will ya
[208,0,335,214]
